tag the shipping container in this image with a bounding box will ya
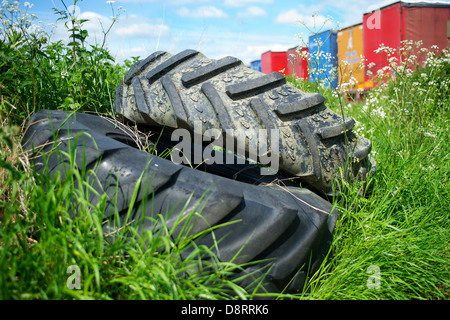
[308,30,338,88]
[363,1,450,88]
[250,59,261,72]
[337,23,365,92]
[287,46,309,80]
[261,51,288,75]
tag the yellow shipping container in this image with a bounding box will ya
[337,23,365,92]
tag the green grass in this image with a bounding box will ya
[0,131,258,299]
[1,1,449,300]
[288,45,449,299]
[301,109,449,299]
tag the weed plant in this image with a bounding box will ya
[0,0,132,124]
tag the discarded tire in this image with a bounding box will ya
[22,110,339,293]
[115,49,374,196]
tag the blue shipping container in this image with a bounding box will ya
[308,30,338,88]
[250,59,261,72]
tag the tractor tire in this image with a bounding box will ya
[115,49,374,196]
[22,110,339,294]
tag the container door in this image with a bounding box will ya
[363,2,402,87]
[403,5,450,65]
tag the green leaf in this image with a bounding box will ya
[67,41,80,47]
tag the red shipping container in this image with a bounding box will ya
[363,1,450,87]
[261,51,288,75]
[287,46,309,80]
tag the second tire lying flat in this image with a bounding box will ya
[23,110,339,293]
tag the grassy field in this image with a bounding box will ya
[289,50,449,298]
[0,1,448,300]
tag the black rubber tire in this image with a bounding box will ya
[115,49,374,196]
[22,110,338,294]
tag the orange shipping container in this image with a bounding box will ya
[337,23,365,91]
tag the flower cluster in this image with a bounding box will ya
[0,0,47,43]
[361,87,388,119]
[362,40,449,126]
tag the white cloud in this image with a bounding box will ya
[224,0,273,8]
[49,11,114,44]
[116,46,149,60]
[176,6,229,18]
[275,9,302,25]
[275,9,334,29]
[237,6,267,18]
[115,22,170,37]
[79,11,112,32]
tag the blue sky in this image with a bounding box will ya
[27,0,450,65]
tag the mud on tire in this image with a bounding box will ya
[115,49,374,196]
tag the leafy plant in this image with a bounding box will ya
[0,0,128,124]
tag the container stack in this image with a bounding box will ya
[363,1,450,88]
[253,1,450,92]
